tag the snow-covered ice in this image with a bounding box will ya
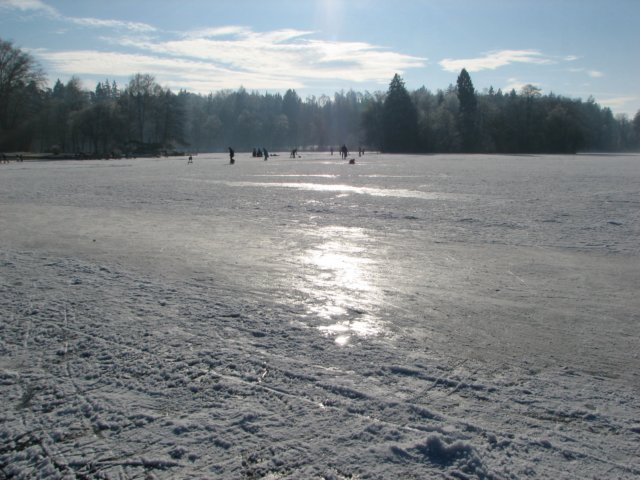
[1,152,639,479]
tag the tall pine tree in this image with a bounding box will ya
[456,68,477,152]
[382,74,418,152]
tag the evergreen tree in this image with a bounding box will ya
[282,89,301,147]
[382,73,418,152]
[362,93,384,151]
[456,68,477,152]
[155,89,186,150]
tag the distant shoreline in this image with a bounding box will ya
[3,150,638,162]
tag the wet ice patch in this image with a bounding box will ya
[251,174,339,178]
[187,178,461,201]
[318,318,384,346]
[295,226,388,342]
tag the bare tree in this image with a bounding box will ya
[125,73,158,145]
[0,38,46,149]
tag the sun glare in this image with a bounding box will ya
[298,226,385,345]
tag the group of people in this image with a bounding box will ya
[224,145,364,165]
[330,145,364,159]
[229,147,272,164]
[251,148,269,160]
[1,153,24,164]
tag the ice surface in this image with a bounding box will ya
[1,152,639,478]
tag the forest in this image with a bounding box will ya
[1,38,639,156]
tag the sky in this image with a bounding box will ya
[1,0,639,116]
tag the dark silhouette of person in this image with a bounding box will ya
[341,144,348,159]
[263,148,269,161]
[187,155,193,164]
[228,147,235,164]
[330,147,334,156]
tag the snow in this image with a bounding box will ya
[1,152,639,479]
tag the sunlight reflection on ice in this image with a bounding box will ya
[212,180,456,200]
[298,226,386,345]
[251,174,339,178]
[181,178,467,200]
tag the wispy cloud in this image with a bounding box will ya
[0,0,155,32]
[0,0,56,14]
[32,22,426,92]
[184,26,254,39]
[598,95,638,113]
[112,27,426,84]
[439,49,559,73]
[569,67,605,79]
[38,49,306,90]
[68,16,156,32]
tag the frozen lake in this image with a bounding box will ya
[1,153,639,478]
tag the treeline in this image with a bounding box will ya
[1,38,639,155]
[371,72,640,154]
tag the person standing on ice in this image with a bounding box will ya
[228,147,235,164]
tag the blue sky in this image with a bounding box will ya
[1,0,638,116]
